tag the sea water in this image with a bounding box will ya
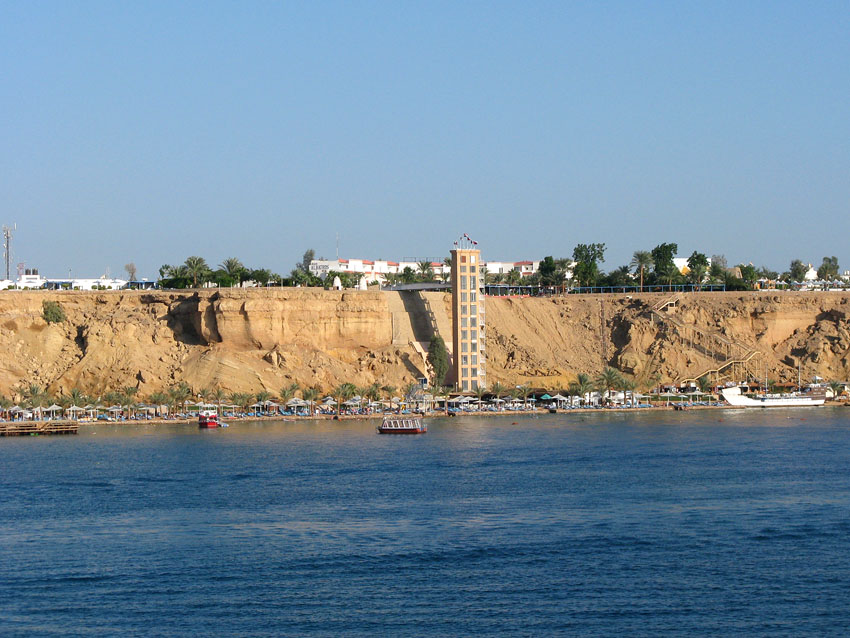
[1,409,849,637]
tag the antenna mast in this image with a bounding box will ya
[2,224,14,281]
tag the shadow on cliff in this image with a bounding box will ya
[166,295,206,346]
[399,292,435,343]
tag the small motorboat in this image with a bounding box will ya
[198,410,221,428]
[376,416,427,434]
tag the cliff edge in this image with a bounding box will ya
[1,289,848,396]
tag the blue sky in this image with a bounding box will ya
[2,1,848,279]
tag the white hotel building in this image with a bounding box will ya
[309,258,540,284]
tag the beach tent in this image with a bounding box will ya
[65,405,86,420]
[44,404,63,418]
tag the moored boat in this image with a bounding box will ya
[720,386,825,408]
[376,416,427,434]
[198,409,221,428]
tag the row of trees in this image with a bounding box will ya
[0,381,423,418]
[154,244,841,292]
[537,242,841,290]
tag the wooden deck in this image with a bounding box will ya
[0,421,79,436]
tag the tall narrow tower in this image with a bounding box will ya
[2,225,14,281]
[450,234,486,392]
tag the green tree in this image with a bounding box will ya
[571,243,606,287]
[817,256,839,280]
[488,381,507,405]
[595,368,624,404]
[473,384,487,409]
[219,258,246,284]
[416,260,434,281]
[149,391,169,417]
[630,251,653,291]
[301,386,320,416]
[250,269,273,286]
[757,266,778,281]
[332,382,358,415]
[789,259,808,282]
[709,255,727,281]
[21,384,49,418]
[169,382,192,413]
[686,251,709,286]
[538,256,563,286]
[68,388,86,407]
[651,243,678,285]
[183,256,211,288]
[256,390,272,409]
[568,373,594,405]
[400,266,417,284]
[737,264,758,284]
[601,265,632,287]
[296,249,315,274]
[159,264,191,288]
[427,335,449,387]
[279,382,299,404]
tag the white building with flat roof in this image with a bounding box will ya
[310,257,540,285]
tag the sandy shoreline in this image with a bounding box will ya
[34,402,735,429]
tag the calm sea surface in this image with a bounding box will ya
[2,409,849,637]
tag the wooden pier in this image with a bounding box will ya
[0,421,79,436]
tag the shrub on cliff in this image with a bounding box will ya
[428,336,449,387]
[42,300,66,324]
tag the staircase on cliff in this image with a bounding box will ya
[650,293,762,384]
[386,291,453,379]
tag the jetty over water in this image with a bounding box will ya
[0,421,79,436]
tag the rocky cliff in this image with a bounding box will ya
[1,289,848,397]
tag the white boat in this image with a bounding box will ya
[720,386,824,408]
[376,416,427,434]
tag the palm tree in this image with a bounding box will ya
[333,383,358,415]
[569,373,595,406]
[473,385,487,411]
[363,383,382,411]
[595,368,623,404]
[381,385,396,412]
[68,387,86,407]
[229,392,253,413]
[253,390,271,415]
[21,383,51,419]
[301,387,320,416]
[279,382,299,405]
[149,391,169,417]
[417,260,434,281]
[169,382,192,415]
[619,375,637,405]
[488,381,507,409]
[184,256,210,288]
[210,387,227,415]
[219,257,246,282]
[828,381,844,401]
[517,384,532,409]
[630,251,653,292]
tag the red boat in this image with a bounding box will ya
[376,417,427,434]
[198,410,220,428]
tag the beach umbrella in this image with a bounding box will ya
[539,393,552,400]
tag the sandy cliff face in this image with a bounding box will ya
[0,289,848,397]
[484,292,850,388]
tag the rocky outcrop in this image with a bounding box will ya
[0,289,849,397]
